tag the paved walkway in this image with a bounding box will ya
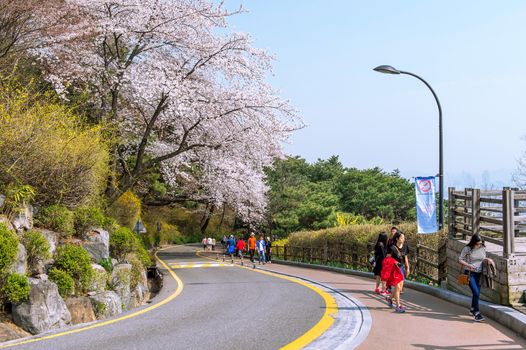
[263,262,526,350]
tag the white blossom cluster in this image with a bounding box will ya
[32,0,302,221]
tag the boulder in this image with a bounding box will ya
[110,264,132,310]
[12,277,71,334]
[38,229,59,255]
[82,229,109,262]
[130,282,150,309]
[89,264,108,293]
[9,243,26,275]
[0,322,30,342]
[11,204,33,232]
[89,291,122,319]
[65,297,96,325]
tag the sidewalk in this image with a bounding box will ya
[264,262,526,350]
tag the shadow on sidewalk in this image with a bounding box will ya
[332,289,477,324]
[411,339,522,350]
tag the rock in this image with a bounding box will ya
[89,291,122,319]
[130,283,150,309]
[31,260,46,276]
[82,229,109,262]
[89,264,108,293]
[110,264,132,310]
[65,297,96,325]
[11,204,33,232]
[12,278,71,334]
[0,322,31,342]
[9,243,26,275]
[111,258,118,267]
[38,229,59,255]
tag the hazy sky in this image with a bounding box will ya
[225,1,526,187]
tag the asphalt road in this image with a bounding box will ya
[4,245,326,350]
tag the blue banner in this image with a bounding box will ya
[415,176,438,234]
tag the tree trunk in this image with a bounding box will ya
[200,205,215,233]
[217,205,226,232]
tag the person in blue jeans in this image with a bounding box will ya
[459,234,486,322]
[256,235,266,265]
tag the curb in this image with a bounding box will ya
[259,266,372,350]
[274,259,526,340]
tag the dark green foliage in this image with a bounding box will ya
[53,244,93,294]
[99,258,113,273]
[110,227,153,267]
[335,168,416,221]
[74,206,110,235]
[1,273,30,304]
[48,268,75,298]
[109,227,137,260]
[35,205,75,237]
[265,156,416,236]
[0,223,18,276]
[22,230,51,271]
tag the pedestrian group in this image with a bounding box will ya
[372,226,492,321]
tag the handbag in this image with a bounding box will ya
[368,253,376,266]
[458,270,470,285]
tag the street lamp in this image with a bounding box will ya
[373,65,444,230]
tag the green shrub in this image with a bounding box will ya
[22,230,51,271]
[127,254,143,289]
[110,227,153,267]
[1,273,30,304]
[135,244,153,268]
[109,227,137,260]
[0,223,18,276]
[99,258,113,273]
[287,223,447,252]
[48,268,75,298]
[74,206,110,235]
[53,244,94,294]
[35,205,75,237]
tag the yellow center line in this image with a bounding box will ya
[195,250,338,350]
[0,246,184,349]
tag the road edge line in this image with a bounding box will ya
[0,246,184,349]
[196,250,337,350]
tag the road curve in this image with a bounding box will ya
[1,245,329,350]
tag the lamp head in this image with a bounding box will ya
[373,65,401,74]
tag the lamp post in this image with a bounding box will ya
[373,65,444,230]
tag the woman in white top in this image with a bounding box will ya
[458,234,486,322]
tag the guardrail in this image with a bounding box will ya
[448,187,526,257]
[272,243,447,285]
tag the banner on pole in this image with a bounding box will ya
[415,176,438,234]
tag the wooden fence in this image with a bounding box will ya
[273,242,447,285]
[448,187,526,257]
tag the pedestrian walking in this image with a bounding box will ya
[212,238,216,251]
[221,235,227,249]
[226,235,236,263]
[373,232,389,296]
[247,233,257,263]
[459,234,486,322]
[385,231,407,313]
[265,236,272,263]
[387,226,399,247]
[202,237,207,251]
[257,235,266,264]
[236,236,246,264]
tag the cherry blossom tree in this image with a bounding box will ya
[32,0,301,220]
